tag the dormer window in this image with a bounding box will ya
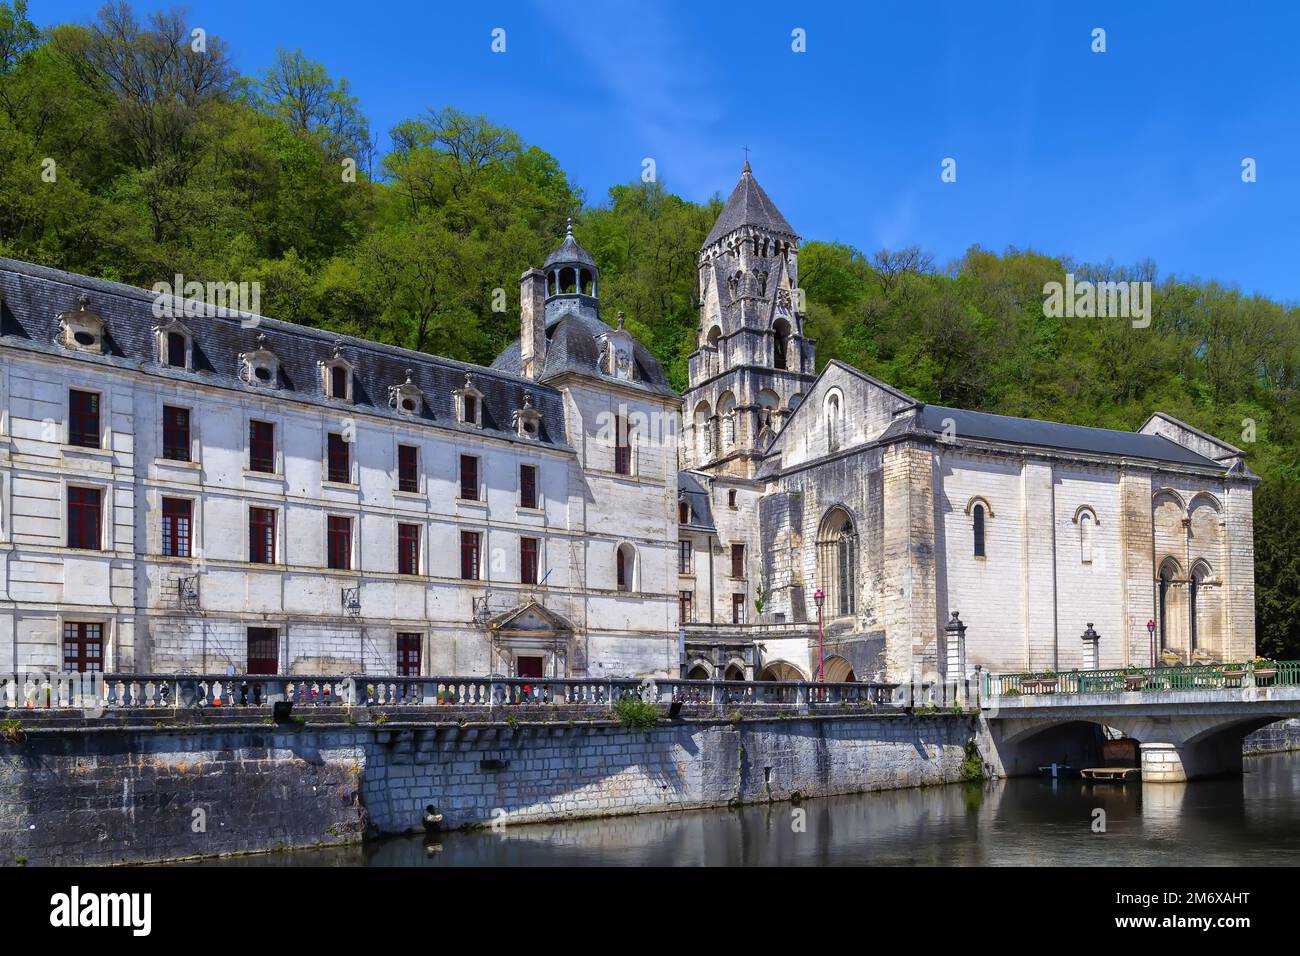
[388,369,423,416]
[454,372,484,427]
[57,295,106,354]
[239,334,280,388]
[513,392,541,440]
[319,341,354,403]
[600,314,636,383]
[154,318,193,371]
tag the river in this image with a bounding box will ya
[204,750,1300,866]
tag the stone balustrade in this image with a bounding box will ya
[0,672,909,716]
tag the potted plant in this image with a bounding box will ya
[1254,657,1278,685]
[1123,669,1146,691]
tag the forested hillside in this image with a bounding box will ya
[3,2,1298,656]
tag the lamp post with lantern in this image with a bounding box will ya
[1146,619,1156,668]
[814,588,825,681]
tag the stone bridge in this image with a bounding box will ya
[981,682,1300,782]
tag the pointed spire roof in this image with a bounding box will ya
[704,162,797,247]
[544,217,597,269]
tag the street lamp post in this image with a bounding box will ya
[1146,619,1156,668]
[814,589,825,682]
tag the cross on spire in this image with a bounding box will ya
[741,145,751,172]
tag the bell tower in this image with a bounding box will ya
[682,162,816,477]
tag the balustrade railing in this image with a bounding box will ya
[0,672,906,715]
[984,660,1300,698]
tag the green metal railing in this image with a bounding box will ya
[984,660,1300,698]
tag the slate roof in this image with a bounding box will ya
[678,471,716,530]
[912,405,1222,468]
[0,258,569,448]
[704,162,798,247]
[543,220,597,270]
[490,308,675,396]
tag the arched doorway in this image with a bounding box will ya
[724,663,745,681]
[757,660,806,681]
[822,655,856,683]
[686,663,710,680]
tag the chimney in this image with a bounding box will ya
[519,268,547,379]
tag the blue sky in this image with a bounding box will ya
[36,1,1300,301]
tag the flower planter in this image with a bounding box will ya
[1123,676,1146,691]
[1255,667,1278,686]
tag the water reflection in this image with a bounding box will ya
[198,751,1300,867]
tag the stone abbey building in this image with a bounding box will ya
[0,165,1257,686]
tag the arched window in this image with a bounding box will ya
[1075,507,1097,564]
[717,391,736,449]
[817,507,858,618]
[825,392,841,453]
[1189,561,1211,653]
[616,543,635,592]
[773,318,791,370]
[693,401,712,461]
[1157,558,1181,652]
[973,504,986,558]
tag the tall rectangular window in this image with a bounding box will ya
[520,464,538,509]
[396,633,422,677]
[67,487,102,550]
[166,332,187,368]
[520,537,539,585]
[249,420,275,473]
[69,390,100,448]
[679,590,694,624]
[327,433,350,483]
[330,365,348,400]
[63,622,103,673]
[460,530,480,580]
[678,540,693,575]
[732,594,746,625]
[731,543,745,578]
[398,523,420,575]
[327,515,352,570]
[249,507,276,564]
[614,415,631,475]
[459,455,478,500]
[246,627,278,675]
[161,497,192,558]
[162,405,190,461]
[397,444,418,493]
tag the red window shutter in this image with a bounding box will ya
[327,433,350,483]
[396,633,421,677]
[520,537,539,585]
[63,622,104,673]
[162,405,190,461]
[460,456,478,500]
[166,332,187,368]
[162,497,192,558]
[614,416,631,474]
[250,421,275,473]
[246,627,278,674]
[249,508,275,563]
[731,543,745,578]
[460,531,479,580]
[398,445,418,493]
[327,516,352,570]
[69,390,100,448]
[398,524,420,575]
[67,487,102,550]
[520,465,537,509]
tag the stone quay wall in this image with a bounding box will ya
[1243,718,1300,754]
[0,710,976,865]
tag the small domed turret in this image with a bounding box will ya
[543,218,598,299]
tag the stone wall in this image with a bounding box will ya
[1244,718,1300,754]
[0,711,975,865]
